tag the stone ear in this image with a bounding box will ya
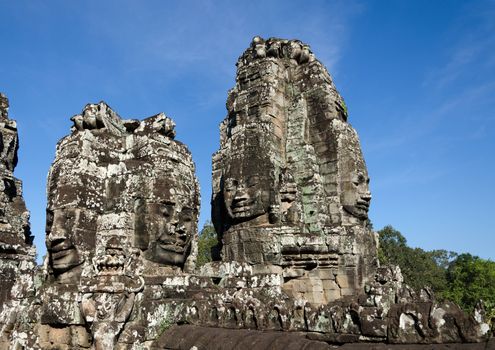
[133,198,149,250]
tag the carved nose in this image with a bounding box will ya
[167,214,179,228]
[47,230,71,250]
[48,227,68,242]
[234,190,248,202]
[175,225,187,240]
[160,218,179,241]
[362,192,372,201]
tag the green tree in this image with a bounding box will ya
[443,253,495,313]
[377,225,452,293]
[197,221,218,267]
[378,225,495,327]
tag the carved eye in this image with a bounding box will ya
[353,173,366,186]
[180,209,194,222]
[247,176,260,187]
[182,216,192,223]
[46,210,54,225]
[160,203,175,217]
[224,179,237,191]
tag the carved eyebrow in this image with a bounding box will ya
[180,209,195,217]
[224,178,237,187]
[247,175,260,183]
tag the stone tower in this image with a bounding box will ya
[212,37,378,303]
[0,93,36,347]
[38,102,200,349]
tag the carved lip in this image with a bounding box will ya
[49,240,74,253]
[158,244,185,254]
[356,200,370,210]
[231,204,254,214]
[49,240,77,261]
[51,248,76,260]
[157,231,188,254]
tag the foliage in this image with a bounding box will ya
[377,225,495,322]
[442,253,495,313]
[377,225,453,293]
[341,99,348,117]
[197,220,218,267]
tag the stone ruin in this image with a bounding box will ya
[39,102,200,349]
[0,93,37,348]
[212,35,377,304]
[0,37,493,349]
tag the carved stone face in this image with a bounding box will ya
[148,201,195,266]
[341,171,371,220]
[46,208,81,275]
[223,175,270,222]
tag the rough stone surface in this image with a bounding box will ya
[0,38,493,349]
[153,325,332,350]
[0,93,37,349]
[0,101,200,349]
[211,36,378,302]
[153,325,494,350]
[40,102,200,349]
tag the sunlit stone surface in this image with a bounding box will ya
[0,93,36,348]
[0,39,491,349]
[211,36,378,303]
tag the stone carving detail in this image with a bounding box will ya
[0,40,493,349]
[45,102,199,282]
[0,93,36,349]
[212,36,377,302]
[80,291,136,349]
[39,102,199,348]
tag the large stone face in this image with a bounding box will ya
[39,102,200,348]
[45,102,200,283]
[212,37,377,302]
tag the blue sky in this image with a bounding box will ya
[1,1,494,263]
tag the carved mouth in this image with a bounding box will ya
[52,248,75,260]
[158,236,186,254]
[50,247,79,272]
[49,239,79,267]
[158,244,185,254]
[231,198,258,215]
[50,239,74,253]
[95,248,126,274]
[232,205,253,214]
[356,200,370,211]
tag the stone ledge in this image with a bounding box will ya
[151,325,494,350]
